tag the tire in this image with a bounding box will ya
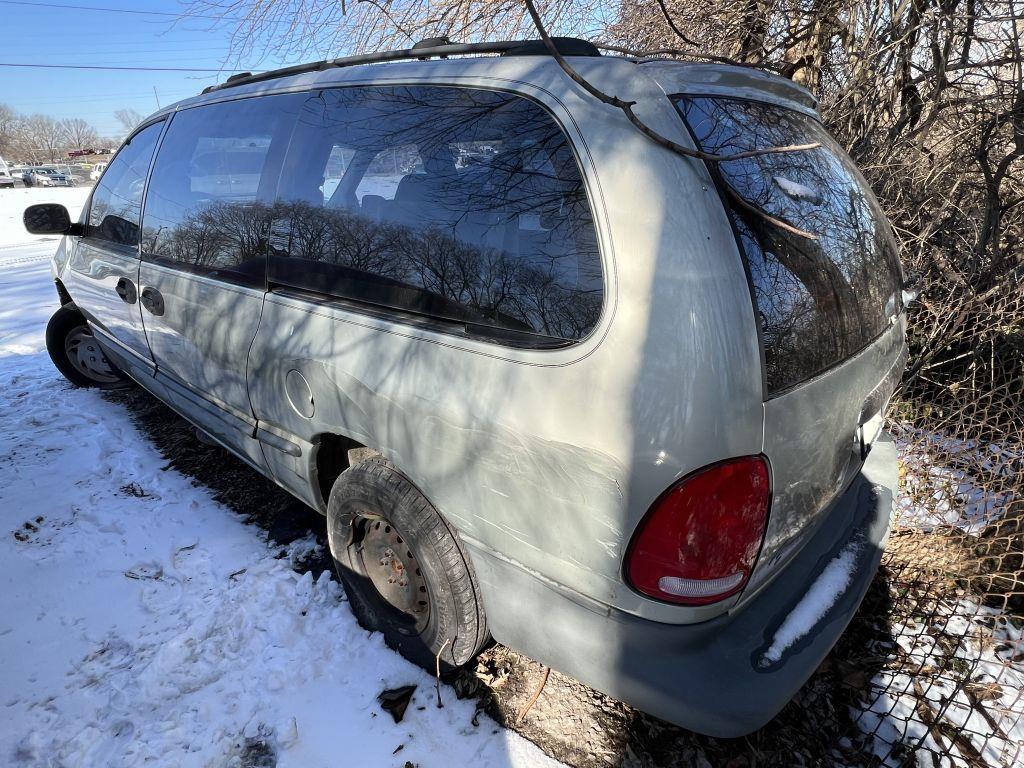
[46,304,125,388]
[327,457,489,672]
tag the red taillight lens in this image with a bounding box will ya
[625,456,771,606]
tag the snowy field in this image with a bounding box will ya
[0,188,560,767]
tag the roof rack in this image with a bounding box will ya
[201,36,601,94]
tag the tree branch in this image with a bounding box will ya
[523,0,818,162]
[594,41,776,71]
[522,0,819,239]
[654,0,700,47]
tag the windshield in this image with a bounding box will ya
[673,96,904,395]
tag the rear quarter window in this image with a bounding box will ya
[269,85,603,347]
[674,96,904,395]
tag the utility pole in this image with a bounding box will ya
[153,86,161,109]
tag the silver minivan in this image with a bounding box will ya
[26,38,907,737]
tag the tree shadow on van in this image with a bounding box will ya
[110,374,905,767]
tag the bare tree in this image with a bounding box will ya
[0,103,21,157]
[114,108,144,135]
[60,117,99,150]
[21,114,66,162]
[183,0,600,60]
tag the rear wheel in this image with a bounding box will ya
[327,457,488,672]
[46,304,125,387]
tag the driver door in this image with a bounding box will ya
[137,94,303,470]
[64,120,164,379]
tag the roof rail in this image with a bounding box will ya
[201,36,600,94]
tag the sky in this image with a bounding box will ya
[0,0,299,137]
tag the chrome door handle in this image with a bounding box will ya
[140,286,165,316]
[114,276,137,304]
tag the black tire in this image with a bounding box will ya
[46,304,126,388]
[327,457,489,672]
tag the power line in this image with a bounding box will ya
[0,62,259,72]
[0,0,242,21]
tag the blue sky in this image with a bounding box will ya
[0,0,299,137]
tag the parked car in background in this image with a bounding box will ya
[23,167,74,187]
[0,156,15,189]
[22,168,48,187]
[24,37,909,738]
[89,162,107,181]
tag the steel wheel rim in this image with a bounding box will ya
[355,516,430,633]
[65,326,119,384]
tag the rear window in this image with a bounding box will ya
[271,85,602,347]
[674,96,904,395]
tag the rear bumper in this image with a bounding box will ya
[469,432,897,737]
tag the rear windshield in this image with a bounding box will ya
[674,96,904,395]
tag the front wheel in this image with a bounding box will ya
[46,304,125,387]
[327,457,489,672]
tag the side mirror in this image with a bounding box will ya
[24,203,75,235]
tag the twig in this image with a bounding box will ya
[594,41,773,70]
[522,0,819,165]
[962,682,1009,743]
[355,0,415,43]
[514,666,550,726]
[654,0,699,47]
[435,638,451,708]
[725,186,819,240]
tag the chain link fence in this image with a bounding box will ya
[839,268,1024,766]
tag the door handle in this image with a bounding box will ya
[140,286,165,316]
[114,276,137,304]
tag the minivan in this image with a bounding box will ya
[25,37,907,737]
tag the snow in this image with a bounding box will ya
[0,188,562,767]
[760,538,863,666]
[772,175,822,204]
[0,186,89,247]
[894,424,1019,534]
[853,597,1024,767]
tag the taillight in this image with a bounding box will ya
[625,456,771,606]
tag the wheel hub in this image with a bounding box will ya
[357,518,429,631]
[379,547,409,587]
[65,326,119,384]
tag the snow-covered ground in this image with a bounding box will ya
[894,424,1020,534]
[0,188,561,767]
[0,186,89,248]
[854,596,1024,767]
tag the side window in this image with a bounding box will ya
[271,85,602,345]
[140,94,303,287]
[87,121,163,247]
